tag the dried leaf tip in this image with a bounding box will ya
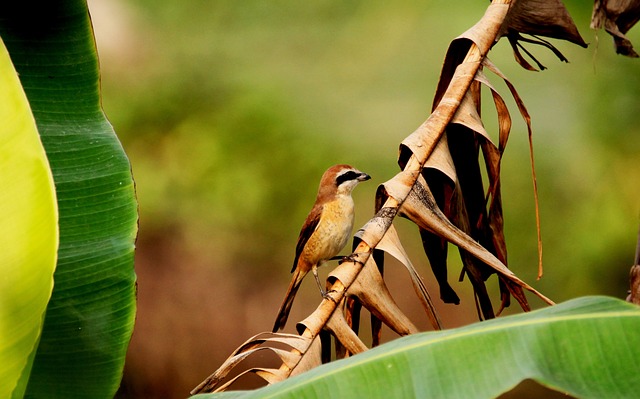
[499,0,588,70]
[591,0,640,57]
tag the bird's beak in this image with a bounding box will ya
[357,173,371,182]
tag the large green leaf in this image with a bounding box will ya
[0,38,58,399]
[193,296,640,399]
[0,1,137,397]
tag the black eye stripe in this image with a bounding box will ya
[336,170,359,186]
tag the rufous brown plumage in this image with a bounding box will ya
[273,164,370,332]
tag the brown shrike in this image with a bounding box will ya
[273,164,371,332]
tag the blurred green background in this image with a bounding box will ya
[87,0,640,397]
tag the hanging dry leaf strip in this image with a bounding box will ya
[483,57,544,279]
[591,0,640,57]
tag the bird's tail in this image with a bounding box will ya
[273,269,306,332]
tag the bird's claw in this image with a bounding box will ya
[322,289,338,304]
[339,254,363,265]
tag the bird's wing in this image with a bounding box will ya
[291,203,323,273]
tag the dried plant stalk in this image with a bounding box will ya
[191,0,590,392]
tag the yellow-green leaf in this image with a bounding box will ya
[0,37,58,399]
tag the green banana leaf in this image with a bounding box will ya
[193,296,640,399]
[0,38,58,399]
[0,1,138,398]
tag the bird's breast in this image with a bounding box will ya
[303,195,355,264]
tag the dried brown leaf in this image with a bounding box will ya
[455,72,510,277]
[364,223,442,330]
[451,89,490,142]
[324,300,368,355]
[419,169,460,305]
[501,0,586,45]
[445,119,516,316]
[340,240,386,352]
[419,227,460,304]
[369,248,385,347]
[395,5,521,317]
[591,0,640,57]
[451,181,499,319]
[289,335,323,377]
[209,368,287,393]
[498,0,587,70]
[381,172,553,306]
[410,132,457,184]
[399,1,510,170]
[449,71,510,271]
[399,60,483,169]
[483,58,544,278]
[339,296,362,357]
[190,332,313,394]
[329,256,419,336]
[474,69,511,153]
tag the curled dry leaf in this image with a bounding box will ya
[329,254,420,336]
[339,241,386,352]
[403,62,526,319]
[498,0,587,70]
[413,125,457,183]
[450,181,503,319]
[397,4,524,317]
[591,0,640,57]
[379,171,554,307]
[362,224,442,330]
[419,224,460,305]
[190,332,319,394]
[447,69,517,317]
[483,58,544,279]
[447,122,515,318]
[419,138,460,305]
[500,0,586,45]
[323,300,369,355]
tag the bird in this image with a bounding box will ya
[272,164,371,332]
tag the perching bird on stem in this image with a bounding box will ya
[273,164,371,332]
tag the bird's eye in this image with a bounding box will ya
[336,170,359,186]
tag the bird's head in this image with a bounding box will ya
[318,164,371,197]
